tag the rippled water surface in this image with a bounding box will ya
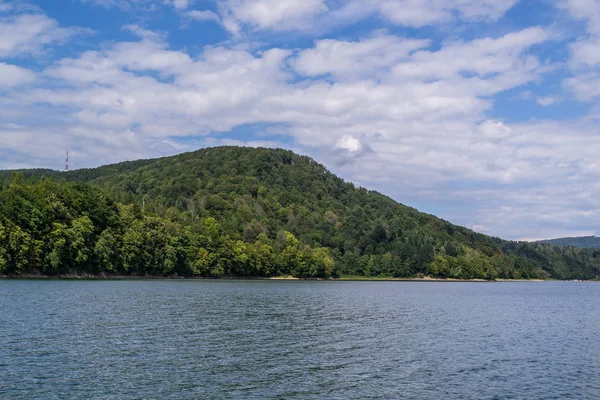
[1,280,600,399]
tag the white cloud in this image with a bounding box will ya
[562,0,600,102]
[0,63,36,88]
[76,0,520,35]
[14,27,549,154]
[536,96,561,106]
[214,0,520,34]
[123,24,164,41]
[335,135,363,153]
[564,72,600,100]
[70,0,524,41]
[0,13,76,58]
[391,27,549,83]
[293,35,430,79]
[187,10,220,23]
[375,0,520,27]
[478,120,512,141]
[563,0,600,34]
[218,0,328,33]
[172,0,191,10]
[28,36,292,137]
[9,27,547,173]
[570,36,600,67]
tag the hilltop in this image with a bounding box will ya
[538,236,600,249]
[1,146,599,280]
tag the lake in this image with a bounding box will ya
[1,280,599,399]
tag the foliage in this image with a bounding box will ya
[0,147,599,280]
[537,236,600,249]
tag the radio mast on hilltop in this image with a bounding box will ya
[65,150,69,172]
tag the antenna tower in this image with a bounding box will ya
[65,150,69,172]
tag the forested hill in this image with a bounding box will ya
[1,146,599,280]
[538,236,600,249]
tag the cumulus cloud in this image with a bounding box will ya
[375,0,520,27]
[478,120,512,141]
[565,72,600,100]
[0,63,36,88]
[12,26,550,173]
[11,26,550,180]
[0,5,81,97]
[0,13,76,58]
[570,36,600,67]
[391,27,550,83]
[562,0,600,102]
[213,0,520,34]
[187,10,220,23]
[74,0,522,36]
[293,35,430,80]
[461,121,600,239]
[563,0,600,34]
[335,135,364,153]
[172,0,191,10]
[218,0,328,33]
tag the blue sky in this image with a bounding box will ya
[1,0,599,240]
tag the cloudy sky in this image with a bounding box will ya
[0,0,599,240]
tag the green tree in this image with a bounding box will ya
[94,229,122,273]
[6,221,41,274]
[0,221,8,273]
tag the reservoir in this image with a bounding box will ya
[1,280,599,399]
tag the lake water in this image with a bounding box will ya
[1,280,599,399]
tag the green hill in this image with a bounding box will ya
[1,146,599,280]
[0,168,56,180]
[538,236,600,249]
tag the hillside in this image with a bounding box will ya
[1,146,599,280]
[538,236,600,249]
[0,168,56,180]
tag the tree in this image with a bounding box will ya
[69,216,94,269]
[0,221,8,273]
[277,231,301,275]
[6,221,41,274]
[247,234,274,276]
[311,247,336,278]
[46,222,69,274]
[94,229,121,273]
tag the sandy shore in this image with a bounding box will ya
[0,274,562,282]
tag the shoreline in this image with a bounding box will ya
[0,274,567,282]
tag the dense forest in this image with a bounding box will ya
[538,236,600,249]
[1,147,599,280]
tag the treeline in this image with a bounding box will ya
[0,177,335,278]
[1,146,599,280]
[537,236,600,249]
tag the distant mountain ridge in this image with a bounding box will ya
[538,236,600,249]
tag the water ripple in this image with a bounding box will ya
[1,280,599,399]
